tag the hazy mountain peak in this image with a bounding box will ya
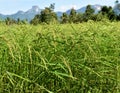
[0,5,42,21]
[114,3,120,15]
[27,5,41,13]
[32,6,39,10]
[17,10,24,14]
[75,4,102,14]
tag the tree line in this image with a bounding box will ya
[3,2,120,25]
[30,3,120,25]
[4,17,28,25]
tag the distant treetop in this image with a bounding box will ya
[115,0,119,4]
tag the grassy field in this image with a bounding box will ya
[0,21,120,93]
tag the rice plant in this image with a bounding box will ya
[0,21,120,93]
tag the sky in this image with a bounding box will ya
[0,0,116,14]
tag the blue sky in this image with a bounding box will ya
[0,0,116,14]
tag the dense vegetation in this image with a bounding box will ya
[2,1,120,25]
[0,21,120,93]
[0,1,120,93]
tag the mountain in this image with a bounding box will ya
[66,4,102,15]
[56,11,63,17]
[113,3,120,15]
[0,6,42,21]
[0,14,6,19]
[0,5,102,21]
[77,4,102,13]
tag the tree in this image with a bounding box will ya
[114,0,120,15]
[115,0,119,4]
[49,3,55,11]
[69,8,77,23]
[83,5,95,21]
[5,17,11,25]
[30,14,41,25]
[17,18,22,24]
[93,13,104,21]
[41,8,50,23]
[108,7,116,20]
[116,14,120,20]
[5,17,17,25]
[31,3,57,24]
[41,5,57,24]
[100,6,116,20]
[61,12,69,23]
[76,13,84,23]
[100,6,109,15]
[21,19,28,24]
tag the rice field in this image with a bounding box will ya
[0,21,120,93]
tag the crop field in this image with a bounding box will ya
[0,21,120,93]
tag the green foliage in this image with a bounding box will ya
[31,3,57,25]
[2,3,120,25]
[0,21,120,92]
[100,6,116,20]
[18,3,120,25]
[5,17,28,25]
[5,17,17,25]
[76,13,84,23]
[93,13,104,21]
[30,14,41,25]
[61,12,69,23]
[49,3,55,11]
[17,18,28,25]
[83,5,95,21]
[40,6,57,24]
[69,8,77,23]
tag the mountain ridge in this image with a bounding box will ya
[0,4,102,21]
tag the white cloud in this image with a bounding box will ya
[59,5,78,12]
